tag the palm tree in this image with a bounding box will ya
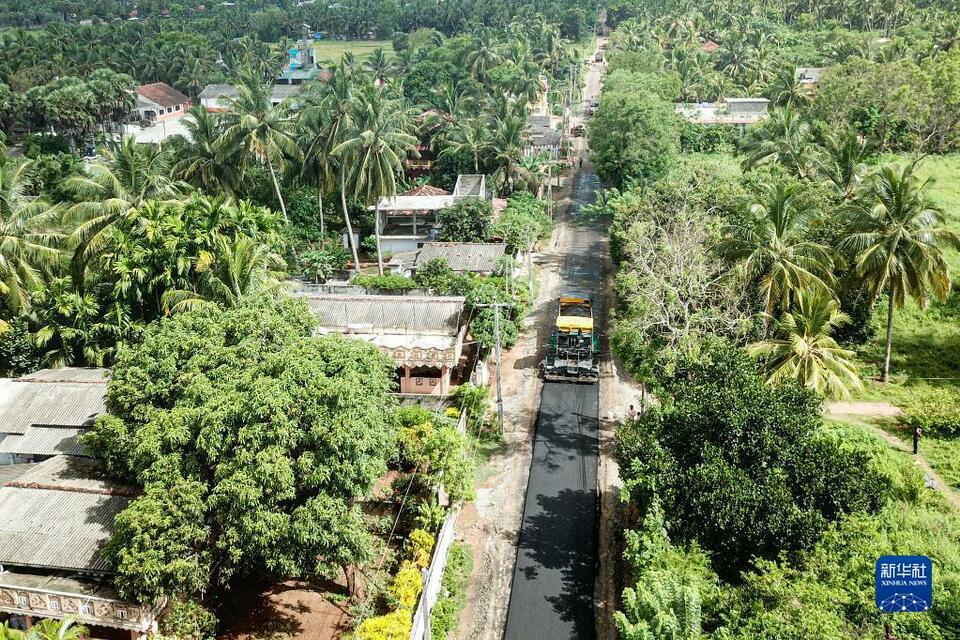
[840,163,960,381]
[172,106,240,196]
[0,161,63,316]
[218,80,301,223]
[720,182,835,323]
[312,69,361,272]
[487,113,535,195]
[816,127,870,200]
[23,618,88,640]
[740,107,818,179]
[332,86,418,275]
[296,103,336,244]
[463,32,504,80]
[162,235,286,314]
[749,289,863,399]
[64,137,183,265]
[436,117,490,174]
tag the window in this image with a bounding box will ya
[81,602,93,615]
[115,608,128,620]
[166,107,172,114]
[16,594,28,608]
[429,378,437,386]
[175,104,182,111]
[48,597,60,611]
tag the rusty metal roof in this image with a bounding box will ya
[0,369,108,435]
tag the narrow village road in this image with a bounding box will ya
[503,171,603,640]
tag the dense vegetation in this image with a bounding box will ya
[598,0,960,637]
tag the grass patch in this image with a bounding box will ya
[312,39,395,62]
[430,542,473,639]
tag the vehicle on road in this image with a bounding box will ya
[571,124,585,136]
[542,294,600,383]
[594,51,604,62]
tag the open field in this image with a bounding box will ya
[312,39,395,62]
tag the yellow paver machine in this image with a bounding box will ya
[541,294,599,383]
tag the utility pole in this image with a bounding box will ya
[475,297,512,433]
[492,296,505,433]
[547,163,553,220]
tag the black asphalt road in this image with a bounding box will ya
[503,170,603,640]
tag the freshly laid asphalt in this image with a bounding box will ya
[503,170,602,640]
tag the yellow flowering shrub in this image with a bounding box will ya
[390,560,423,609]
[407,529,436,568]
[355,609,412,640]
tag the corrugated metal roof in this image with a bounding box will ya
[0,371,107,436]
[0,463,36,484]
[137,82,189,108]
[0,426,89,457]
[416,242,507,273]
[0,456,133,573]
[296,294,465,336]
[20,368,110,383]
[7,455,130,495]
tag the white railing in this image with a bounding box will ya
[408,407,468,640]
[409,507,459,640]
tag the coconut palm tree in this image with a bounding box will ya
[218,79,301,223]
[463,32,503,80]
[740,107,818,179]
[333,85,418,275]
[487,114,535,195]
[437,117,490,174]
[64,137,184,266]
[840,162,960,381]
[162,235,286,314]
[749,289,863,399]
[720,181,835,323]
[816,127,871,201]
[0,161,63,316]
[311,68,361,272]
[172,106,240,197]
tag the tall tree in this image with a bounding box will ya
[332,85,418,275]
[172,107,240,197]
[65,137,183,266]
[749,289,863,400]
[840,163,960,381]
[218,80,301,223]
[0,161,62,316]
[720,181,835,322]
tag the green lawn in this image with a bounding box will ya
[312,39,395,63]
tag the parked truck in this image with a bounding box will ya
[542,294,600,383]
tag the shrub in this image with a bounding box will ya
[407,528,436,568]
[899,386,960,438]
[158,598,217,640]
[300,244,350,283]
[390,560,423,609]
[436,197,493,242]
[430,543,473,639]
[355,609,413,640]
[352,273,418,292]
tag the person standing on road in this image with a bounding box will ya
[913,425,923,454]
[627,405,637,421]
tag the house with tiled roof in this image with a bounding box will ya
[134,82,190,124]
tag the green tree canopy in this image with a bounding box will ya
[83,299,398,606]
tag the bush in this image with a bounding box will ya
[679,122,740,153]
[414,257,474,295]
[300,244,350,283]
[430,543,473,639]
[407,529,436,568]
[158,598,217,640]
[436,197,493,242]
[355,609,413,640]
[352,273,418,292]
[390,560,423,609]
[899,386,960,438]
